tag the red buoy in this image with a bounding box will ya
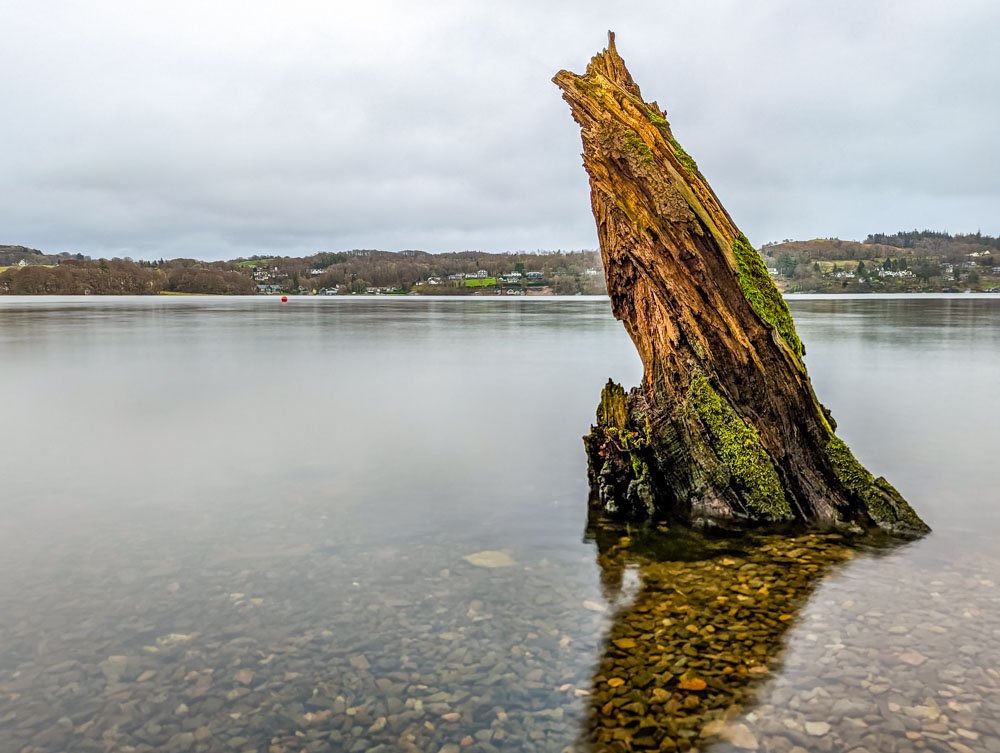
[281,295,288,303]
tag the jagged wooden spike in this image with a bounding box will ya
[554,32,928,536]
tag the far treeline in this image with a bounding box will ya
[763,230,1000,293]
[3,230,1000,295]
[0,246,606,296]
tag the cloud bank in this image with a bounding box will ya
[2,0,998,259]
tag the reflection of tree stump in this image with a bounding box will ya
[555,34,927,536]
[581,523,858,751]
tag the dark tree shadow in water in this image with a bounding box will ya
[578,506,912,752]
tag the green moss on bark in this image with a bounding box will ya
[668,136,698,174]
[597,379,628,430]
[688,375,792,521]
[590,380,657,518]
[623,129,654,163]
[732,234,804,360]
[645,108,668,129]
[644,107,698,174]
[826,437,927,533]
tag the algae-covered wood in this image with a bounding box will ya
[555,33,927,536]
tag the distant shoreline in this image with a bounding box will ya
[2,292,998,302]
[6,231,1000,296]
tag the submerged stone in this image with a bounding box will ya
[461,551,516,568]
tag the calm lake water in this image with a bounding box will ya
[1,294,998,753]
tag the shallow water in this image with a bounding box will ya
[0,295,998,753]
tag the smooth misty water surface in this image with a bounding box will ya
[1,295,998,753]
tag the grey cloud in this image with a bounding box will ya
[1,0,998,260]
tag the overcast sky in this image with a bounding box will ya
[2,1,998,260]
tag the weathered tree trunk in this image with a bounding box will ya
[554,33,928,536]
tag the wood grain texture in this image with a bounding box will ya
[556,33,927,536]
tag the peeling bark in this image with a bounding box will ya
[556,33,928,536]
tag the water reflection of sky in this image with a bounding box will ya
[0,295,997,752]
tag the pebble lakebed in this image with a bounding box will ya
[3,523,999,753]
